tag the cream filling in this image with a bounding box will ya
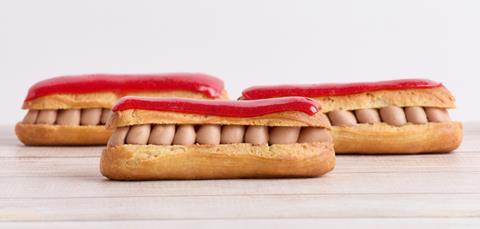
[107,124,331,147]
[327,106,451,127]
[22,108,111,126]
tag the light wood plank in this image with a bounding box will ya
[2,152,480,178]
[0,146,102,158]
[1,194,480,221]
[1,171,479,199]
[2,218,480,229]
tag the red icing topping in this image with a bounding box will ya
[112,96,320,117]
[25,73,224,101]
[242,79,442,99]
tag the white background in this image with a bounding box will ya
[1,0,479,124]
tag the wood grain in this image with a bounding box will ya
[2,218,480,229]
[1,123,480,227]
[1,194,480,221]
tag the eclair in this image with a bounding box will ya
[100,96,335,180]
[241,79,463,154]
[15,73,227,146]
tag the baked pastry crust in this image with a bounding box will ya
[108,110,331,129]
[23,90,229,110]
[15,123,112,145]
[314,87,455,112]
[100,142,335,180]
[332,121,463,154]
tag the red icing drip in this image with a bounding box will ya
[25,73,224,101]
[112,96,320,117]
[242,79,442,99]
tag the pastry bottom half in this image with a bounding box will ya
[332,122,463,154]
[15,123,112,146]
[100,142,335,180]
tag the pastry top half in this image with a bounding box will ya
[241,79,455,112]
[107,96,330,129]
[23,73,228,110]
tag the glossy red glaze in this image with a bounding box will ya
[242,79,442,99]
[25,73,224,101]
[113,96,320,117]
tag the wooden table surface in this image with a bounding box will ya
[1,123,479,228]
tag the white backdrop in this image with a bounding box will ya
[1,0,479,124]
